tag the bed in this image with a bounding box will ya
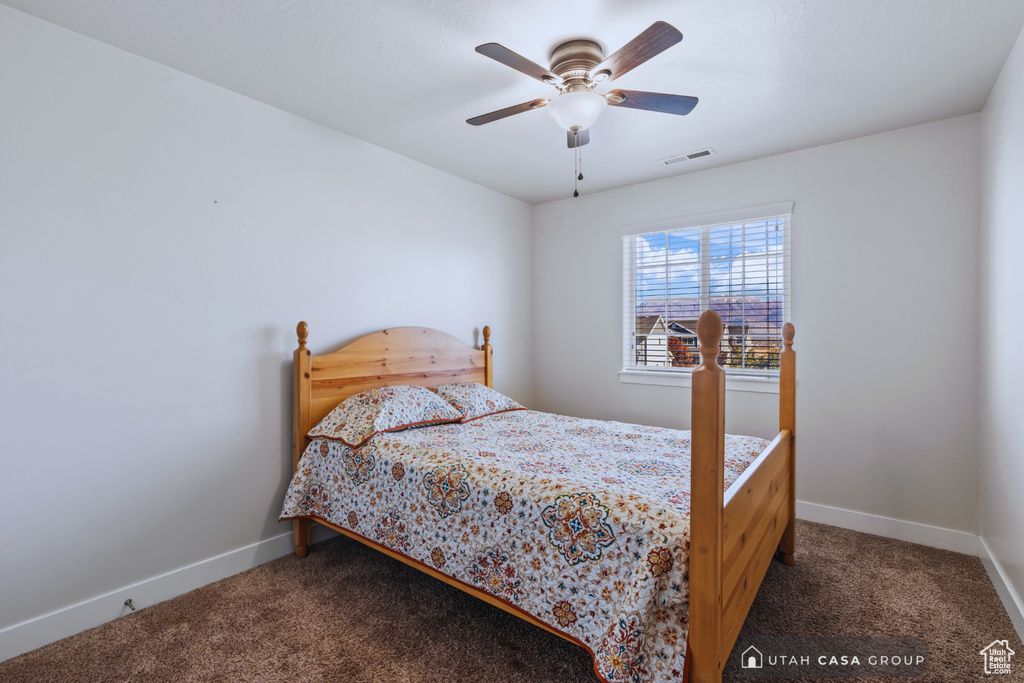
[280,312,796,683]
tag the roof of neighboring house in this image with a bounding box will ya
[635,315,666,336]
[667,322,697,336]
[642,316,785,339]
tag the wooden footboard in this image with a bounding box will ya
[689,312,796,683]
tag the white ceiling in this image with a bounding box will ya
[5,0,1024,204]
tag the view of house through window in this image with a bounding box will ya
[622,205,791,376]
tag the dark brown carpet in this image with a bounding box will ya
[1,521,1019,682]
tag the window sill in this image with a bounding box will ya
[618,370,780,394]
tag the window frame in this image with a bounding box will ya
[620,202,793,394]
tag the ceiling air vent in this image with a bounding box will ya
[660,147,717,166]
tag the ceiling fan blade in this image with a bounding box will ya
[606,90,698,116]
[567,128,590,148]
[475,43,560,84]
[466,98,549,126]
[592,22,683,82]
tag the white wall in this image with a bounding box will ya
[980,23,1024,625]
[533,115,981,536]
[0,4,532,647]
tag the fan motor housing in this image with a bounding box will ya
[549,39,604,79]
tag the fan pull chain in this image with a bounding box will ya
[572,129,581,198]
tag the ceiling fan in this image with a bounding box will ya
[466,21,698,149]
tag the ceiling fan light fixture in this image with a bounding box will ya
[547,90,608,131]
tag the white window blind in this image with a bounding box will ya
[621,203,792,377]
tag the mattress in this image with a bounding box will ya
[280,409,769,682]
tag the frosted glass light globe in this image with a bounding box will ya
[547,90,607,131]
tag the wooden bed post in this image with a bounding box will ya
[690,310,726,683]
[293,321,311,558]
[482,326,493,389]
[777,322,797,565]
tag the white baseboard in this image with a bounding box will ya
[0,524,338,664]
[795,500,979,555]
[978,537,1024,640]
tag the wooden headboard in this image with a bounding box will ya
[292,322,492,471]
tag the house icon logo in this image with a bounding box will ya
[741,645,763,669]
[980,640,1015,675]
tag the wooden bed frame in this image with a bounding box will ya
[290,311,796,683]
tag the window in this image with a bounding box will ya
[621,203,791,380]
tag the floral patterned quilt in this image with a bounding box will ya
[280,410,769,682]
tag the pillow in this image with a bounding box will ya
[430,382,526,423]
[308,385,461,448]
